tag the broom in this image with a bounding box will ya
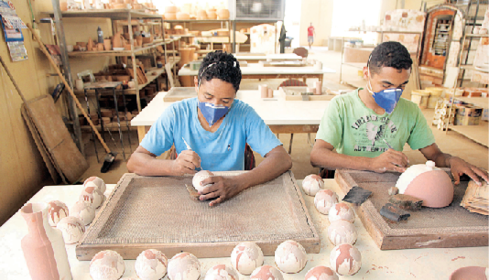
[26,23,117,173]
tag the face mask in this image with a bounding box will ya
[366,69,403,114]
[198,102,230,126]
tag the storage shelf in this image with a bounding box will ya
[449,123,488,148]
[68,42,165,57]
[465,34,489,38]
[164,19,230,23]
[47,9,162,20]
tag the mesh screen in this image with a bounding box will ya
[83,172,317,245]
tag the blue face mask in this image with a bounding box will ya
[367,79,403,114]
[198,102,230,126]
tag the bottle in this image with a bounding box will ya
[97,26,103,43]
[21,202,72,280]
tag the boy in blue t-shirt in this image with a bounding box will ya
[127,51,292,206]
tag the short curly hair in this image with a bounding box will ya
[198,51,242,91]
[368,41,412,76]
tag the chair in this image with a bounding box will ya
[277,79,307,154]
[293,47,308,58]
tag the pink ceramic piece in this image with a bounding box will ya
[314,81,322,95]
[304,266,339,280]
[302,174,324,196]
[135,249,168,280]
[56,216,85,244]
[314,189,339,214]
[396,161,454,208]
[250,265,284,280]
[90,250,125,280]
[71,200,95,225]
[328,220,357,246]
[21,202,73,280]
[47,200,69,226]
[231,242,264,275]
[80,186,105,208]
[260,85,268,98]
[328,202,355,223]
[168,252,201,280]
[205,264,239,280]
[329,244,362,276]
[83,176,106,193]
[274,240,307,274]
[449,266,488,280]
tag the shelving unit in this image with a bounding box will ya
[339,30,423,88]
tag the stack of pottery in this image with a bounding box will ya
[165,6,177,20]
[177,12,190,20]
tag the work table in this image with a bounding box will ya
[0,179,486,279]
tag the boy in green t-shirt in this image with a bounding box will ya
[311,42,487,185]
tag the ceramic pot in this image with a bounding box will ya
[112,31,123,48]
[136,35,143,47]
[165,5,177,13]
[207,11,217,20]
[217,9,229,19]
[164,13,177,20]
[104,39,111,51]
[260,85,268,98]
[21,202,72,280]
[87,38,94,51]
[396,161,454,208]
[177,12,190,20]
[197,10,207,20]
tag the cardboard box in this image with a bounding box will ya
[455,106,483,126]
[482,109,488,121]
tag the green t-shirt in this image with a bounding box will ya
[316,88,435,157]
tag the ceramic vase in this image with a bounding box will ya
[21,202,72,280]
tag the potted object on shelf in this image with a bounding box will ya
[104,38,111,50]
[136,35,143,47]
[197,10,208,20]
[218,9,230,19]
[112,31,123,48]
[177,12,190,20]
[207,10,217,20]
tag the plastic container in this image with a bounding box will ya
[411,90,430,109]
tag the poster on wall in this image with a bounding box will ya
[0,0,28,61]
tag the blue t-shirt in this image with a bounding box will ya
[140,97,282,171]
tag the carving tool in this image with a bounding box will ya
[182,137,202,171]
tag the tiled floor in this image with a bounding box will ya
[79,46,488,184]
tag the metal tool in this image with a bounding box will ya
[182,137,202,171]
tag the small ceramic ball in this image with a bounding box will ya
[80,185,105,209]
[70,200,95,226]
[90,250,125,280]
[168,252,201,280]
[135,249,168,280]
[230,242,264,275]
[204,264,239,280]
[328,220,357,246]
[328,203,355,223]
[304,266,339,280]
[47,200,69,226]
[84,176,106,194]
[274,240,308,274]
[192,170,214,192]
[56,216,85,244]
[330,244,362,276]
[302,174,324,196]
[314,189,339,214]
[250,265,284,280]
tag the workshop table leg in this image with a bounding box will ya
[112,88,126,160]
[84,88,99,162]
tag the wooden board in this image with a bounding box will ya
[77,171,320,260]
[262,61,307,67]
[335,169,489,250]
[280,87,334,101]
[163,87,197,102]
[25,95,88,183]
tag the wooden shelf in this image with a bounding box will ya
[164,19,230,23]
[449,122,488,147]
[465,34,489,38]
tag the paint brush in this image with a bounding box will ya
[182,137,202,171]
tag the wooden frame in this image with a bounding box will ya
[77,171,320,260]
[335,169,488,250]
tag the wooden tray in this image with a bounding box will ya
[77,171,320,260]
[280,87,334,101]
[163,87,197,102]
[335,169,488,250]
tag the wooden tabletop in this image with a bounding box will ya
[130,90,331,127]
[0,179,486,279]
[178,63,335,76]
